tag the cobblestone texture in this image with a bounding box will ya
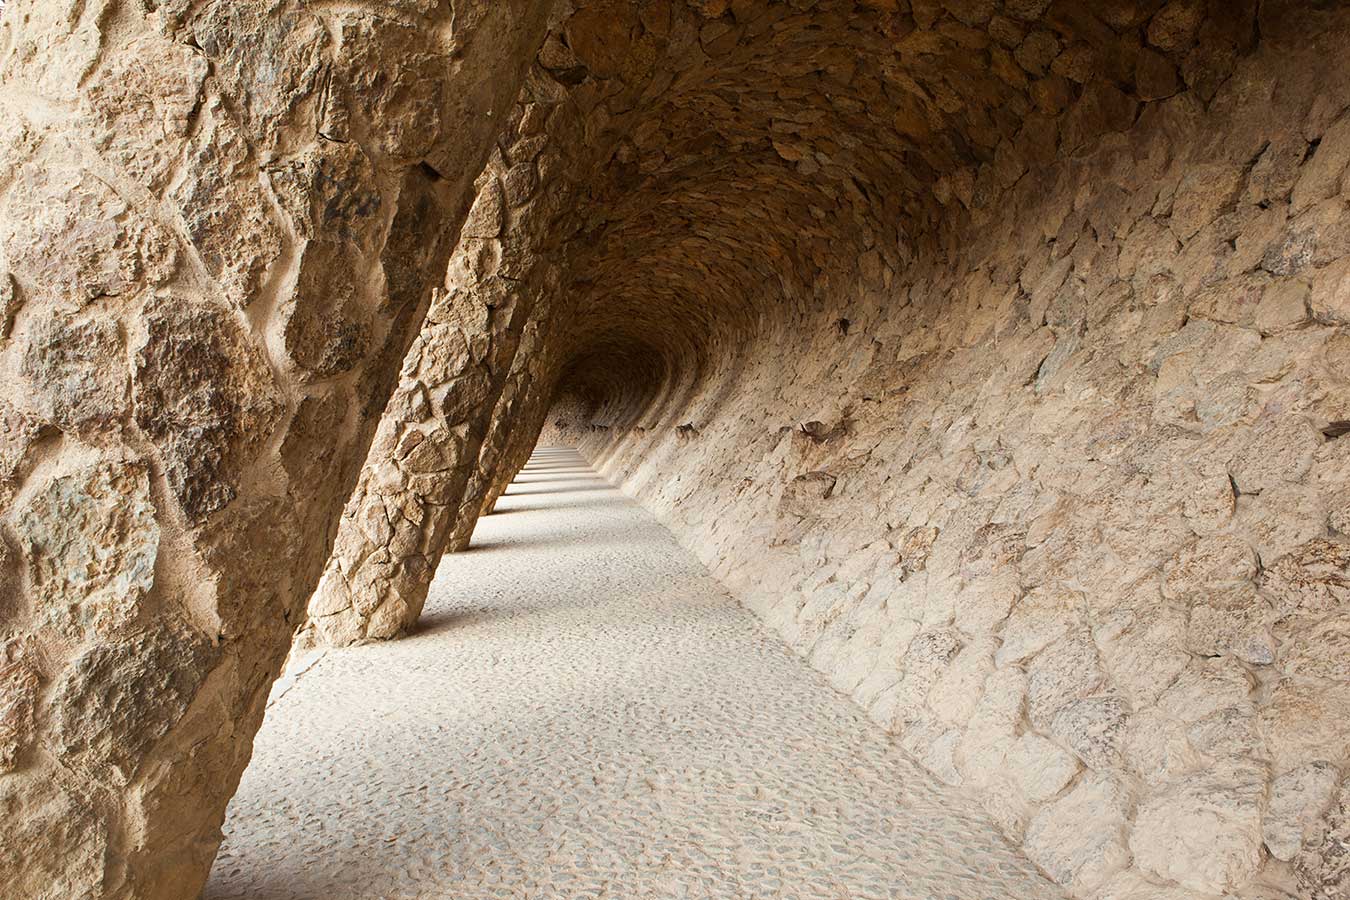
[207,448,1064,900]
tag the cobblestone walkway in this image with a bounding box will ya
[205,447,1065,900]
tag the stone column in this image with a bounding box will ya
[446,192,589,550]
[447,316,549,550]
[307,83,582,645]
[0,1,551,896]
[477,353,567,516]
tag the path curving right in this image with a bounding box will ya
[206,446,1066,900]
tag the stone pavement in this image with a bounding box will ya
[205,447,1065,900]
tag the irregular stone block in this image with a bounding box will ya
[1098,600,1190,706]
[1186,699,1262,755]
[187,3,327,151]
[171,97,284,308]
[897,715,964,785]
[0,271,20,342]
[997,584,1086,666]
[1025,772,1133,893]
[1261,679,1350,772]
[50,621,214,785]
[133,296,283,522]
[874,626,963,728]
[0,648,39,772]
[1229,415,1320,496]
[19,314,127,433]
[1051,694,1127,770]
[1292,113,1350,215]
[1131,761,1266,893]
[1186,584,1276,665]
[1279,614,1350,682]
[284,241,373,379]
[1005,732,1080,802]
[1123,708,1201,786]
[0,164,178,306]
[1162,532,1259,599]
[83,33,209,190]
[1157,658,1254,725]
[928,635,996,726]
[956,665,1026,783]
[1296,775,1350,900]
[954,571,1019,634]
[0,776,106,899]
[14,458,159,642]
[1263,538,1350,620]
[1266,761,1341,861]
[1027,634,1103,728]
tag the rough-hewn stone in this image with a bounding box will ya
[14,457,159,642]
[1024,773,1132,892]
[6,1,1350,898]
[537,6,1350,899]
[1267,761,1342,862]
[305,89,588,647]
[0,0,554,895]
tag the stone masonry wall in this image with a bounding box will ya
[567,10,1350,899]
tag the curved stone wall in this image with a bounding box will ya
[541,3,1350,898]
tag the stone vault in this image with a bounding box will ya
[2,1,1349,899]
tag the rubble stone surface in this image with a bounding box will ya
[537,4,1350,898]
[0,1,554,896]
[3,1,1350,898]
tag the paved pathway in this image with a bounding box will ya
[205,447,1064,900]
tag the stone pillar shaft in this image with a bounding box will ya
[0,2,551,896]
[307,89,579,645]
[448,318,548,550]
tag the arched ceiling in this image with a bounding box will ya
[522,0,1256,413]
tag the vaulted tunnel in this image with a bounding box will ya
[516,6,1350,898]
[2,1,1350,899]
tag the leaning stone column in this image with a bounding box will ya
[307,84,582,645]
[446,315,550,550]
[477,351,569,518]
[466,244,593,529]
[0,2,550,897]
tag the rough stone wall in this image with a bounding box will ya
[538,390,602,447]
[0,1,551,896]
[559,7,1350,899]
[6,1,1350,897]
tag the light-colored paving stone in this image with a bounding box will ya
[206,447,1065,900]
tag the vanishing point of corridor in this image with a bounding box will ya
[204,448,1064,900]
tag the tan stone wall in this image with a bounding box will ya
[562,10,1350,899]
[0,1,552,896]
[5,0,1350,897]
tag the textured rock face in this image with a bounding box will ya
[6,1,1350,899]
[536,3,1350,898]
[0,1,552,897]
